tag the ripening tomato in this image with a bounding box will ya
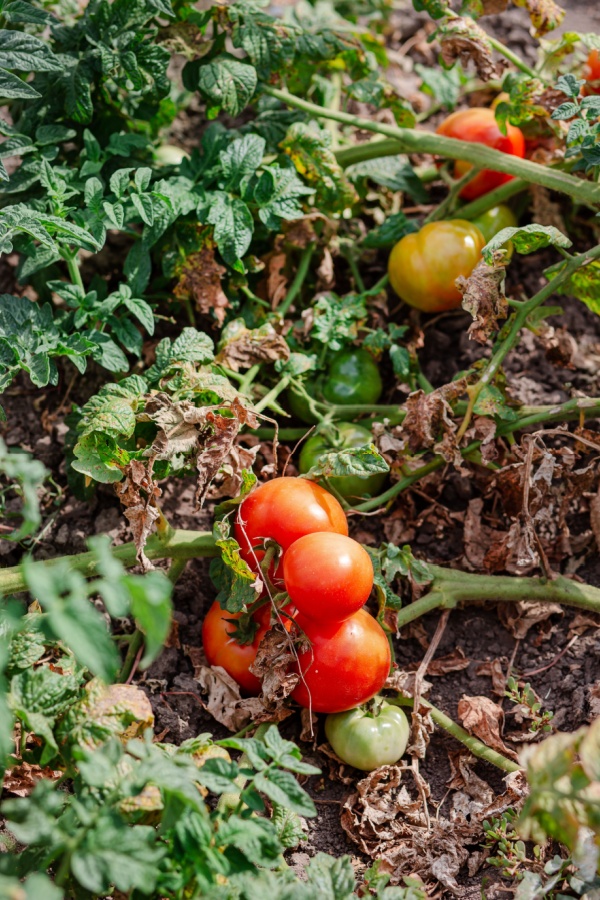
[436,108,525,200]
[234,477,348,574]
[202,601,269,694]
[283,533,373,622]
[584,50,600,95]
[291,608,391,713]
[325,701,410,771]
[388,219,485,313]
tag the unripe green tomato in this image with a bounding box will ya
[325,701,410,771]
[471,204,517,244]
[287,376,325,425]
[323,349,383,407]
[299,422,387,500]
[155,144,189,165]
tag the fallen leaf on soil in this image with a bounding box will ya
[3,761,62,797]
[456,256,508,345]
[407,700,435,760]
[475,658,508,696]
[249,625,299,704]
[173,244,230,325]
[587,681,600,721]
[194,664,292,732]
[457,695,518,759]
[497,599,563,640]
[415,647,470,677]
[569,612,600,637]
[439,17,506,82]
[447,748,494,814]
[384,669,432,698]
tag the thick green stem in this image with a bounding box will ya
[253,375,292,414]
[486,34,537,79]
[278,243,316,317]
[455,179,530,220]
[396,565,600,630]
[261,87,600,206]
[61,250,84,292]
[390,696,521,774]
[0,529,218,596]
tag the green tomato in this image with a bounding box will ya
[472,204,517,259]
[155,144,189,165]
[323,349,383,408]
[325,701,410,771]
[299,422,387,500]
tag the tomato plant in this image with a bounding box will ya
[436,108,526,199]
[291,609,391,713]
[234,477,348,573]
[325,701,410,771]
[298,422,387,499]
[283,532,373,622]
[388,220,485,313]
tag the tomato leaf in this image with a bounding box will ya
[303,445,389,481]
[481,225,572,263]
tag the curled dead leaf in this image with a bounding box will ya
[3,761,62,797]
[249,624,299,705]
[115,459,161,571]
[513,0,565,37]
[440,17,506,82]
[194,664,292,732]
[457,694,518,759]
[216,320,290,373]
[497,599,563,640]
[173,244,230,326]
[475,658,509,696]
[456,256,508,345]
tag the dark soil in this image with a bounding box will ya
[2,2,600,897]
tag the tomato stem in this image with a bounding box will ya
[389,696,521,774]
[424,167,482,224]
[453,179,530,220]
[278,243,316,317]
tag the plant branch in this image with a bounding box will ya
[278,243,316,317]
[61,249,84,292]
[261,87,600,206]
[453,179,531,220]
[390,696,521,774]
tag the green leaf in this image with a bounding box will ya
[549,258,600,316]
[35,124,77,146]
[1,2,55,25]
[10,666,81,720]
[195,55,257,117]
[415,62,465,110]
[205,191,254,267]
[362,211,419,250]
[88,333,129,373]
[0,67,40,99]
[22,558,120,682]
[71,814,161,895]
[65,60,94,124]
[71,431,129,484]
[127,572,173,668]
[306,853,357,898]
[254,768,316,817]
[0,874,62,900]
[346,155,427,203]
[209,554,258,614]
[220,134,266,188]
[309,292,367,351]
[304,445,389,481]
[0,436,48,541]
[272,804,307,849]
[481,225,572,264]
[123,295,155,334]
[0,31,61,72]
[254,165,313,229]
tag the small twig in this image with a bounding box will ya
[125,642,144,685]
[520,635,579,678]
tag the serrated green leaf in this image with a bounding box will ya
[281,122,357,214]
[0,67,40,99]
[482,225,572,264]
[206,191,253,267]
[304,444,389,481]
[195,55,257,117]
[254,767,316,817]
[346,155,427,203]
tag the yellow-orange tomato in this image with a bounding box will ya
[436,108,525,200]
[387,219,485,313]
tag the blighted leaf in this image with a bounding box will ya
[457,695,518,758]
[173,245,231,326]
[303,445,389,481]
[456,256,508,344]
[195,664,292,732]
[549,258,600,316]
[439,17,505,82]
[513,0,565,37]
[482,225,572,263]
[216,319,290,372]
[77,681,154,747]
[281,122,357,214]
[250,625,299,705]
[115,459,162,570]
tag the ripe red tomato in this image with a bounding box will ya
[202,601,268,694]
[291,608,391,713]
[234,477,348,574]
[436,108,525,200]
[584,50,600,95]
[283,533,374,622]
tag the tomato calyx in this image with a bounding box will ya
[222,609,261,646]
[362,695,387,718]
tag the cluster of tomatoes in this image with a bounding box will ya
[204,477,391,712]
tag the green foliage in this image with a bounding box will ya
[505,677,554,734]
[552,74,600,174]
[302,444,389,482]
[481,225,572,264]
[0,437,48,541]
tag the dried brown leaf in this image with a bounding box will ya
[590,483,600,553]
[173,244,230,325]
[440,17,506,82]
[402,389,455,454]
[475,658,508,696]
[250,624,299,704]
[456,256,508,344]
[384,669,432,698]
[3,761,61,797]
[457,694,518,759]
[194,664,292,732]
[421,647,470,677]
[587,681,600,721]
[215,321,290,373]
[116,459,161,570]
[497,599,563,640]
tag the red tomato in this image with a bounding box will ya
[202,601,268,694]
[291,608,391,713]
[584,50,600,95]
[283,533,373,622]
[436,108,525,200]
[234,477,348,575]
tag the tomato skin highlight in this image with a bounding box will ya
[234,477,348,573]
[291,608,391,713]
[299,422,387,500]
[202,601,268,695]
[436,108,525,200]
[325,702,410,771]
[388,219,485,313]
[283,533,374,622]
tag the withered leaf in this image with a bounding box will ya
[475,658,508,696]
[402,389,455,454]
[3,761,61,797]
[216,320,290,372]
[497,599,563,640]
[173,244,230,325]
[194,664,291,732]
[440,17,506,82]
[250,624,299,705]
[419,647,470,677]
[116,459,161,570]
[457,256,508,344]
[513,0,565,36]
[457,694,518,759]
